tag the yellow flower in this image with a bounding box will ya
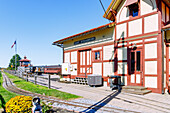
[5,95,32,113]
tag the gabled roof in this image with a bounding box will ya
[19,56,30,62]
[19,59,30,62]
[103,0,122,21]
[124,0,138,7]
[104,0,169,21]
[53,22,115,47]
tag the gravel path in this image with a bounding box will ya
[51,98,127,113]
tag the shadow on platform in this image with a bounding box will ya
[81,89,121,113]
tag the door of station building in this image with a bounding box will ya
[79,49,92,77]
[130,48,143,86]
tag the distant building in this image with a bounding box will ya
[19,56,31,67]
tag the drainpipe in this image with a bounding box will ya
[62,47,64,63]
[162,30,165,94]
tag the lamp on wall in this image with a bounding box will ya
[132,43,137,49]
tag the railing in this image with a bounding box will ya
[85,67,92,78]
[4,70,53,89]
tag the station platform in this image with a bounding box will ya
[27,75,170,113]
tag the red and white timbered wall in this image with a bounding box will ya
[61,0,170,93]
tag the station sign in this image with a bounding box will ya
[74,37,96,45]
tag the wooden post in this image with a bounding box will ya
[48,74,51,89]
[19,72,21,78]
[26,74,28,82]
[162,30,165,94]
[34,75,37,85]
[21,73,23,79]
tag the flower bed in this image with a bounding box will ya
[5,95,32,113]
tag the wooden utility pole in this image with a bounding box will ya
[26,74,28,82]
[34,75,37,85]
[48,74,51,89]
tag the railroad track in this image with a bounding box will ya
[2,72,138,113]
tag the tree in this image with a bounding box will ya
[8,54,21,70]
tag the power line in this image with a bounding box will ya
[99,0,106,13]
[98,0,111,22]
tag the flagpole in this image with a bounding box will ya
[15,40,17,73]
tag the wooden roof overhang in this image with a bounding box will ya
[103,0,123,21]
[162,0,170,7]
[19,59,30,62]
[53,22,115,48]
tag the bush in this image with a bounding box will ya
[41,101,52,113]
[5,95,32,113]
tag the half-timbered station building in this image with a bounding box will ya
[53,0,170,94]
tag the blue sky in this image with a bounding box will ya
[0,0,112,68]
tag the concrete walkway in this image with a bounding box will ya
[27,75,170,113]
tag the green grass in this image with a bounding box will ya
[5,72,81,100]
[0,71,19,109]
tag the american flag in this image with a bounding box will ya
[11,40,16,48]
